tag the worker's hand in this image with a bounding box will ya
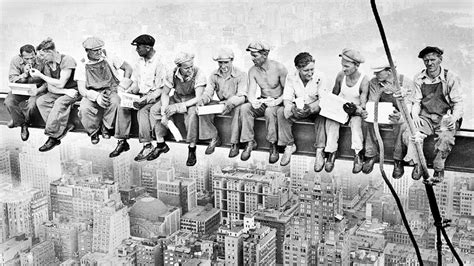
[411,113,422,129]
[97,92,111,108]
[133,97,147,109]
[388,111,401,124]
[251,100,262,110]
[29,68,42,78]
[161,116,169,127]
[443,115,456,130]
[23,64,32,74]
[360,108,368,119]
[284,105,293,119]
[266,97,282,107]
[222,100,234,115]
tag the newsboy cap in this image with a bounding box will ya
[213,47,234,61]
[131,34,155,47]
[174,52,195,65]
[418,46,443,58]
[339,48,365,64]
[82,37,104,50]
[371,58,396,72]
[246,41,270,53]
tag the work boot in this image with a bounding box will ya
[352,152,364,174]
[39,137,61,152]
[21,123,29,141]
[205,137,221,155]
[362,156,378,174]
[392,160,405,179]
[229,144,239,158]
[314,148,325,172]
[101,126,111,139]
[186,146,197,166]
[411,164,422,180]
[241,141,257,161]
[147,142,170,161]
[280,144,296,166]
[134,143,154,162]
[91,131,100,145]
[109,140,130,158]
[325,152,337,173]
[433,152,445,172]
[432,170,445,183]
[269,142,279,164]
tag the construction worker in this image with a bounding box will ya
[324,48,369,173]
[277,52,327,169]
[403,46,463,182]
[5,44,47,141]
[110,34,166,161]
[149,52,206,166]
[240,41,288,163]
[197,47,248,157]
[75,36,133,148]
[362,59,415,177]
[31,38,80,152]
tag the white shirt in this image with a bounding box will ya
[131,53,166,95]
[282,70,327,104]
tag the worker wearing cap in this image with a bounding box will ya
[240,41,288,163]
[197,47,248,157]
[31,38,81,152]
[324,48,369,174]
[75,36,133,150]
[111,34,166,161]
[5,44,47,141]
[402,46,463,182]
[361,59,415,177]
[277,52,328,168]
[149,52,207,166]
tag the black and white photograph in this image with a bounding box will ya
[0,0,473,265]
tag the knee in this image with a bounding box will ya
[36,95,46,108]
[241,103,252,114]
[276,107,285,119]
[4,94,15,107]
[264,106,278,119]
[187,106,198,117]
[150,102,162,115]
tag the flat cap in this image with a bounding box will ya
[213,47,234,61]
[82,37,104,50]
[246,41,270,52]
[371,58,396,72]
[131,34,155,47]
[339,48,365,64]
[418,46,443,58]
[174,52,195,65]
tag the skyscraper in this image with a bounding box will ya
[188,160,210,192]
[0,148,12,183]
[113,152,133,189]
[156,167,197,215]
[242,217,277,265]
[92,199,130,254]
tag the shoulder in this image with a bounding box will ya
[271,60,287,73]
[10,55,22,65]
[232,66,246,77]
[335,71,345,83]
[61,54,77,68]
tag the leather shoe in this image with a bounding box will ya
[39,137,61,152]
[101,127,111,139]
[229,144,239,158]
[241,141,257,161]
[7,120,14,128]
[134,144,154,162]
[280,144,296,166]
[325,152,336,173]
[314,148,325,172]
[411,164,422,180]
[362,156,378,174]
[186,146,197,166]
[21,124,29,141]
[91,132,100,145]
[109,140,130,158]
[432,170,444,183]
[392,160,405,179]
[147,143,170,161]
[269,143,279,164]
[352,152,364,174]
[205,137,221,155]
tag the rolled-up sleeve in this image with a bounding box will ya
[164,69,175,89]
[282,75,295,102]
[194,69,207,88]
[236,72,248,97]
[9,56,23,83]
[448,73,464,120]
[201,74,217,104]
[412,74,423,104]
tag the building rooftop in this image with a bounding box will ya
[181,205,220,222]
[130,197,176,221]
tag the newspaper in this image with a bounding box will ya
[117,91,140,110]
[319,91,349,124]
[365,102,395,124]
[167,120,183,141]
[9,83,38,96]
[196,103,225,115]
